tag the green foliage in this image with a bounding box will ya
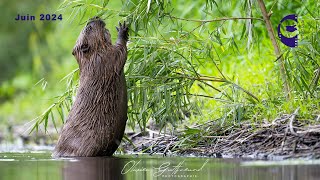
[283,15,320,98]
[0,0,319,134]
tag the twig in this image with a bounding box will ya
[185,93,230,102]
[203,135,227,138]
[167,15,264,22]
[289,108,300,137]
[177,73,259,102]
[127,111,320,159]
[229,82,259,102]
[240,129,265,143]
[281,125,289,151]
[163,141,174,155]
[257,0,290,99]
[146,128,172,137]
[129,132,142,139]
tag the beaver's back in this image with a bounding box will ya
[53,18,128,157]
[53,69,127,157]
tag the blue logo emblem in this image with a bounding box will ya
[277,14,298,47]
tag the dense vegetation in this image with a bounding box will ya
[0,0,319,136]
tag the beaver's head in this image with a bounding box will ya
[72,17,112,58]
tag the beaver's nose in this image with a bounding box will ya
[89,16,101,21]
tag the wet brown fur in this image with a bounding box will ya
[53,18,128,157]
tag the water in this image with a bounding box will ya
[0,152,320,180]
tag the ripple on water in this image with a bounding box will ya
[0,159,15,161]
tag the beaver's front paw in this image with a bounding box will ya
[116,21,129,42]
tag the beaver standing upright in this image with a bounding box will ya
[53,17,129,157]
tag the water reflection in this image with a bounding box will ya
[225,165,320,180]
[63,157,124,180]
[61,156,320,180]
[0,153,320,180]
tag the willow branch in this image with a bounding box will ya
[167,15,264,22]
[176,73,259,102]
[257,0,290,99]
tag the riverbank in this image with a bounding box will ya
[124,108,320,160]
[2,109,320,160]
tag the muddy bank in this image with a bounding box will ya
[124,109,320,160]
[2,109,320,159]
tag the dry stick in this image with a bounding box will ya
[212,136,221,153]
[259,134,273,147]
[289,108,300,137]
[163,141,174,155]
[240,129,265,143]
[146,128,172,137]
[257,0,290,99]
[203,135,227,138]
[281,124,289,152]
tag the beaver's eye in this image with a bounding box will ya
[80,44,90,53]
[85,25,92,33]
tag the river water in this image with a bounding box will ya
[0,152,320,180]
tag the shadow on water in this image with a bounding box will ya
[0,152,320,180]
[63,156,124,180]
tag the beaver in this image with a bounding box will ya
[52,17,129,157]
